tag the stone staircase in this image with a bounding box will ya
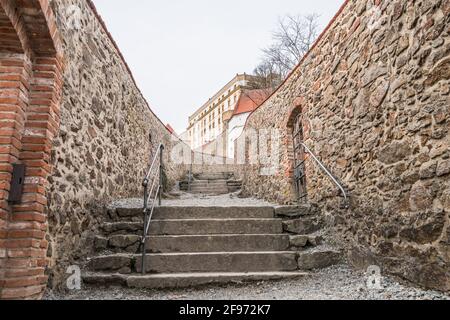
[179,172,242,195]
[83,204,342,289]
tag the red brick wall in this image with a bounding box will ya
[0,0,63,300]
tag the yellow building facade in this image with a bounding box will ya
[186,74,256,151]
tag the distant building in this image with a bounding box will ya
[227,89,269,158]
[186,74,257,151]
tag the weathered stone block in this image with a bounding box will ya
[94,237,108,251]
[361,65,388,87]
[289,235,323,248]
[425,58,450,86]
[298,251,342,270]
[419,161,437,179]
[109,235,141,249]
[290,236,308,247]
[441,189,450,210]
[437,160,450,177]
[283,219,322,235]
[378,141,412,164]
[87,255,133,271]
[409,182,435,212]
[369,80,390,107]
[274,205,315,218]
[400,220,445,244]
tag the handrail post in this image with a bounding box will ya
[188,151,194,192]
[141,180,148,275]
[159,145,164,206]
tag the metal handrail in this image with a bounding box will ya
[188,155,193,192]
[141,144,164,275]
[143,143,164,185]
[301,143,349,209]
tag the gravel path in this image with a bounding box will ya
[110,192,276,208]
[44,265,450,300]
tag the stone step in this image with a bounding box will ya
[194,173,233,180]
[139,251,299,273]
[83,271,309,289]
[114,206,276,219]
[143,234,290,253]
[190,183,228,187]
[189,187,229,192]
[189,184,228,189]
[97,234,323,254]
[102,219,283,236]
[87,251,299,273]
[189,186,228,190]
[189,190,230,195]
[190,180,228,184]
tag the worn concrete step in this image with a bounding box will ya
[189,184,228,188]
[144,234,290,253]
[87,251,299,273]
[83,271,309,289]
[115,206,276,219]
[190,180,228,185]
[138,251,299,273]
[189,186,228,190]
[189,190,230,194]
[190,181,227,184]
[194,173,233,180]
[189,187,229,191]
[102,219,283,236]
[97,234,321,254]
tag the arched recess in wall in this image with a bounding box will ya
[0,0,64,300]
[285,99,309,204]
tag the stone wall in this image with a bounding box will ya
[239,0,450,291]
[171,145,245,182]
[44,0,179,289]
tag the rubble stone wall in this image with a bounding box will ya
[45,0,179,289]
[239,0,450,291]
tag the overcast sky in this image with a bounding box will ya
[92,0,345,133]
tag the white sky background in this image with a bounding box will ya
[92,0,345,134]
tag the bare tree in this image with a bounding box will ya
[246,60,282,95]
[251,14,320,91]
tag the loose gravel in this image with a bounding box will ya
[44,265,450,301]
[109,192,276,208]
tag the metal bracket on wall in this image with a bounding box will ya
[8,164,26,204]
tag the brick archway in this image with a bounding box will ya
[0,0,63,300]
[284,98,310,202]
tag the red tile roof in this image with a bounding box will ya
[233,90,270,116]
[165,124,175,134]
